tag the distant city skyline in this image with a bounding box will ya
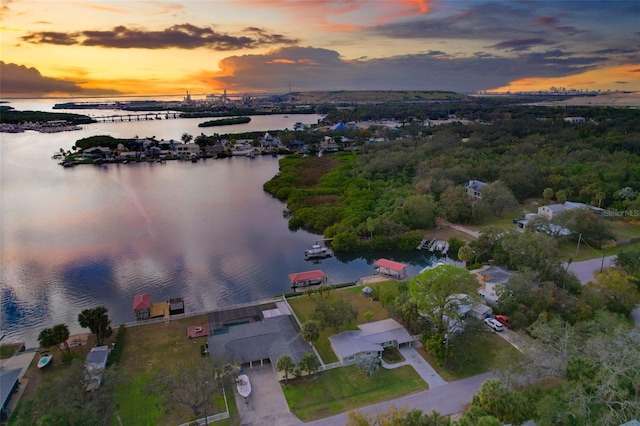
[1,0,639,97]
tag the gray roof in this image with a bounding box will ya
[542,204,568,213]
[329,319,413,359]
[86,345,109,372]
[0,368,21,409]
[330,331,381,359]
[208,315,312,364]
[466,180,487,191]
[482,266,513,284]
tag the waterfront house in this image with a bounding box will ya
[133,293,152,320]
[82,146,112,160]
[329,318,413,366]
[374,258,407,279]
[464,180,487,201]
[175,143,200,158]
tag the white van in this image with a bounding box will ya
[484,317,504,332]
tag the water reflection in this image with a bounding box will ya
[1,108,450,345]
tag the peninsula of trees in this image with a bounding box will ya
[197,116,250,127]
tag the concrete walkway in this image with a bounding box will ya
[380,346,447,389]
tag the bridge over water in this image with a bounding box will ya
[93,112,180,122]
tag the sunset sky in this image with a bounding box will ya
[1,0,639,97]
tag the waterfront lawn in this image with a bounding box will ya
[283,365,424,422]
[0,343,22,359]
[287,281,402,363]
[116,316,236,426]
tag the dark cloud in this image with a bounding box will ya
[0,62,120,97]
[21,31,78,45]
[21,24,299,50]
[208,46,608,94]
[592,48,636,55]
[489,38,554,52]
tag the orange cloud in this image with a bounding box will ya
[269,59,296,64]
[490,64,640,92]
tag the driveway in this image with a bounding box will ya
[234,365,300,426]
[380,346,447,388]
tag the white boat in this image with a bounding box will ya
[37,353,53,369]
[304,244,331,260]
[236,374,251,399]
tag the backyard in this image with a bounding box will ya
[115,316,237,426]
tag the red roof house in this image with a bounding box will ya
[374,258,407,278]
[133,294,152,320]
[288,270,327,289]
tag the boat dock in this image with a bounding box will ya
[417,238,449,254]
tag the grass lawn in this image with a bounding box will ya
[445,330,521,380]
[282,365,425,422]
[0,343,23,359]
[115,316,237,426]
[287,281,403,363]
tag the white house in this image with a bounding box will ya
[537,204,569,220]
[175,143,200,158]
[465,180,488,201]
[477,266,513,304]
[329,319,413,366]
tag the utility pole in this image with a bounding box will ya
[575,233,582,256]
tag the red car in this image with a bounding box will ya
[494,315,513,329]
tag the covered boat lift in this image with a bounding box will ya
[374,258,408,279]
[288,270,327,289]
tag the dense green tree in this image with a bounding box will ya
[583,268,640,316]
[78,306,112,346]
[12,360,120,426]
[438,186,474,224]
[409,264,480,334]
[477,181,519,217]
[312,299,358,333]
[148,356,236,417]
[395,194,438,229]
[554,208,614,247]
[614,245,640,277]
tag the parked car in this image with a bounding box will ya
[484,317,504,332]
[494,315,513,329]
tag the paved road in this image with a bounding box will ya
[565,255,616,284]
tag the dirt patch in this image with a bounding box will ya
[298,157,340,187]
[423,225,476,244]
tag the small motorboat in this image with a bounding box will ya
[236,374,251,403]
[37,353,53,369]
[304,244,331,260]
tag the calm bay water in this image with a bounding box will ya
[1,99,432,346]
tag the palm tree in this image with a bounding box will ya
[276,355,295,383]
[298,354,320,377]
[300,320,321,344]
[78,306,112,346]
[38,324,71,357]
